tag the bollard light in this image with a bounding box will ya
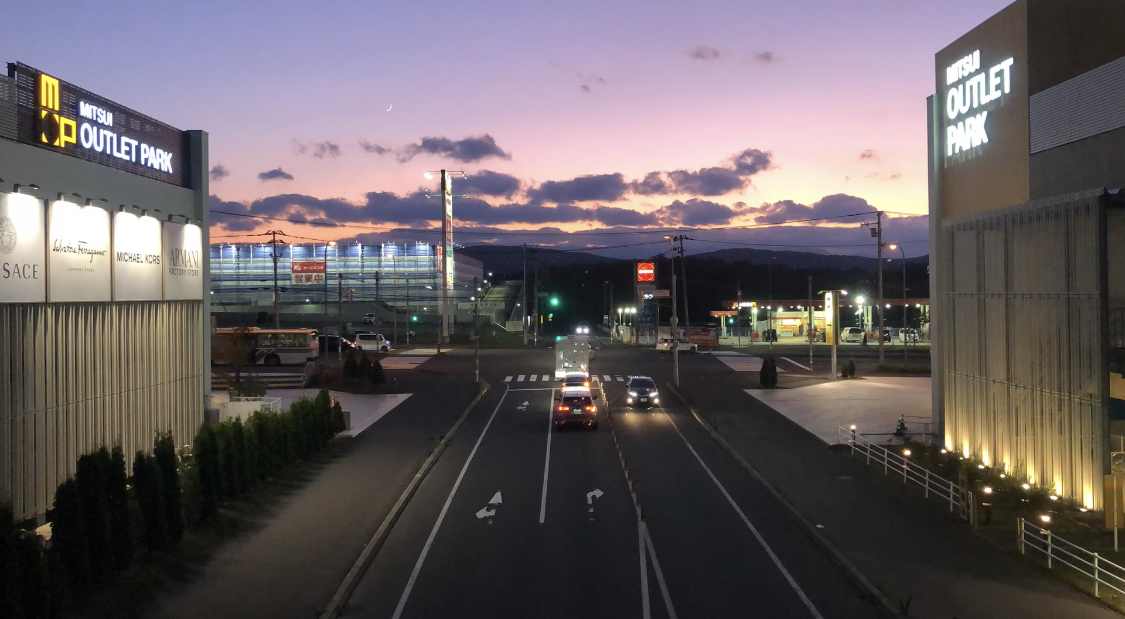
[1022,483,1031,490]
[1039,514,1052,524]
[977,464,985,469]
[849,424,857,431]
[902,449,912,457]
[1049,495,1058,501]
[982,486,993,494]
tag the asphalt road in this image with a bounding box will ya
[341,347,884,619]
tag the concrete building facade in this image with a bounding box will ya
[0,62,209,521]
[929,1,1125,509]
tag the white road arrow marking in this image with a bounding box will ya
[586,489,604,504]
[517,401,529,411]
[476,491,503,522]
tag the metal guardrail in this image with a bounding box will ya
[1019,518,1125,598]
[837,426,974,521]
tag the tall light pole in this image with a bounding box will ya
[425,170,466,345]
[820,289,848,379]
[888,243,908,362]
[664,235,681,387]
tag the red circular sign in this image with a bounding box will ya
[636,262,655,282]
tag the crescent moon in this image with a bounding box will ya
[386,103,392,112]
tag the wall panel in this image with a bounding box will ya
[0,302,203,521]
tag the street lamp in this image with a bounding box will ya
[888,243,908,362]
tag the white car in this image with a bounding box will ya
[842,327,865,343]
[353,332,391,352]
[655,338,697,353]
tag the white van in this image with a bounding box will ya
[353,333,391,352]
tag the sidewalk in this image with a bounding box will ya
[679,376,1121,619]
[146,367,481,619]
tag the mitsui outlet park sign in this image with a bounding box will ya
[7,62,188,186]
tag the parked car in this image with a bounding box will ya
[353,332,391,352]
[362,313,376,325]
[842,327,865,343]
[655,338,698,353]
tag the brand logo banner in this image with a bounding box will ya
[163,222,203,300]
[636,262,655,282]
[48,201,111,302]
[0,192,46,303]
[113,211,163,301]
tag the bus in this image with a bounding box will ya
[212,327,319,366]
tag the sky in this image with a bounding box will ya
[5,0,1013,258]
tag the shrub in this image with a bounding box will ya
[848,359,857,377]
[331,401,346,435]
[132,452,168,552]
[51,479,91,595]
[0,505,20,619]
[240,417,260,491]
[216,422,239,501]
[107,447,132,572]
[75,452,112,584]
[366,357,385,386]
[343,350,360,379]
[16,527,50,619]
[193,424,220,522]
[759,358,778,388]
[154,434,184,546]
[230,420,250,495]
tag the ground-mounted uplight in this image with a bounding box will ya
[1022,483,1031,490]
[978,464,985,470]
[1080,507,1089,513]
[999,473,1006,479]
[983,486,993,495]
[1049,495,1058,501]
[940,448,948,454]
[902,449,912,457]
[1039,514,1052,524]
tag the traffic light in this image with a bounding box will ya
[548,313,554,320]
[412,315,418,322]
[550,297,559,307]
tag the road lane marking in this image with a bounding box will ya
[391,389,509,619]
[507,388,555,392]
[604,374,611,382]
[780,357,811,371]
[538,388,556,524]
[616,376,624,382]
[517,375,525,382]
[475,492,503,522]
[530,374,538,382]
[642,522,679,619]
[504,376,513,382]
[663,411,825,619]
[542,374,550,381]
[639,520,651,619]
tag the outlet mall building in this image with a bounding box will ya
[929,1,1125,509]
[0,63,208,521]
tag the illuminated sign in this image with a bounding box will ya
[9,63,188,186]
[442,173,454,290]
[943,50,1014,158]
[291,261,326,285]
[163,222,203,300]
[0,192,46,303]
[48,201,111,302]
[824,292,836,346]
[113,212,163,301]
[636,262,655,282]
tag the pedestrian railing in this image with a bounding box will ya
[1019,518,1125,598]
[836,426,974,521]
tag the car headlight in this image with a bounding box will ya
[628,391,638,397]
[650,391,659,398]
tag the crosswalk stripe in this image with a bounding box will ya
[517,375,525,382]
[603,374,611,382]
[542,375,550,382]
[530,374,537,381]
[780,357,811,371]
[616,376,624,382]
[504,376,513,382]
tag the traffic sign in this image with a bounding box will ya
[653,289,671,298]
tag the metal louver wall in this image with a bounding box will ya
[1030,55,1125,154]
[940,190,1108,509]
[0,301,204,521]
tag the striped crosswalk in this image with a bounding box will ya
[505,374,552,383]
[714,354,786,373]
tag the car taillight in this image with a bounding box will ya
[585,406,596,412]
[557,405,570,412]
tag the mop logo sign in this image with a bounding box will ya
[636,262,655,282]
[0,216,16,255]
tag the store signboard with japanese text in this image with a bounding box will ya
[113,211,163,301]
[163,222,203,300]
[48,200,111,302]
[291,261,326,285]
[0,192,46,302]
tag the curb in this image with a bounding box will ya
[318,382,491,619]
[665,383,902,619]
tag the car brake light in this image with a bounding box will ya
[557,405,569,412]
[585,406,596,412]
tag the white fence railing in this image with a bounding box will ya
[836,426,974,521]
[1019,518,1125,598]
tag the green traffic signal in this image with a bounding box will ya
[550,297,559,307]
[411,315,418,322]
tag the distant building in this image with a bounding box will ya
[929,0,1125,509]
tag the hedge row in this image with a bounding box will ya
[0,390,344,619]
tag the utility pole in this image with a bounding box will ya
[666,237,681,387]
[678,238,690,328]
[473,277,480,383]
[736,282,742,349]
[440,170,450,345]
[533,259,539,346]
[337,273,343,362]
[522,245,528,346]
[375,271,380,302]
[323,241,332,336]
[405,277,411,345]
[876,211,885,364]
[263,229,286,329]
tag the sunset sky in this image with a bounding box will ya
[6,0,1013,258]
